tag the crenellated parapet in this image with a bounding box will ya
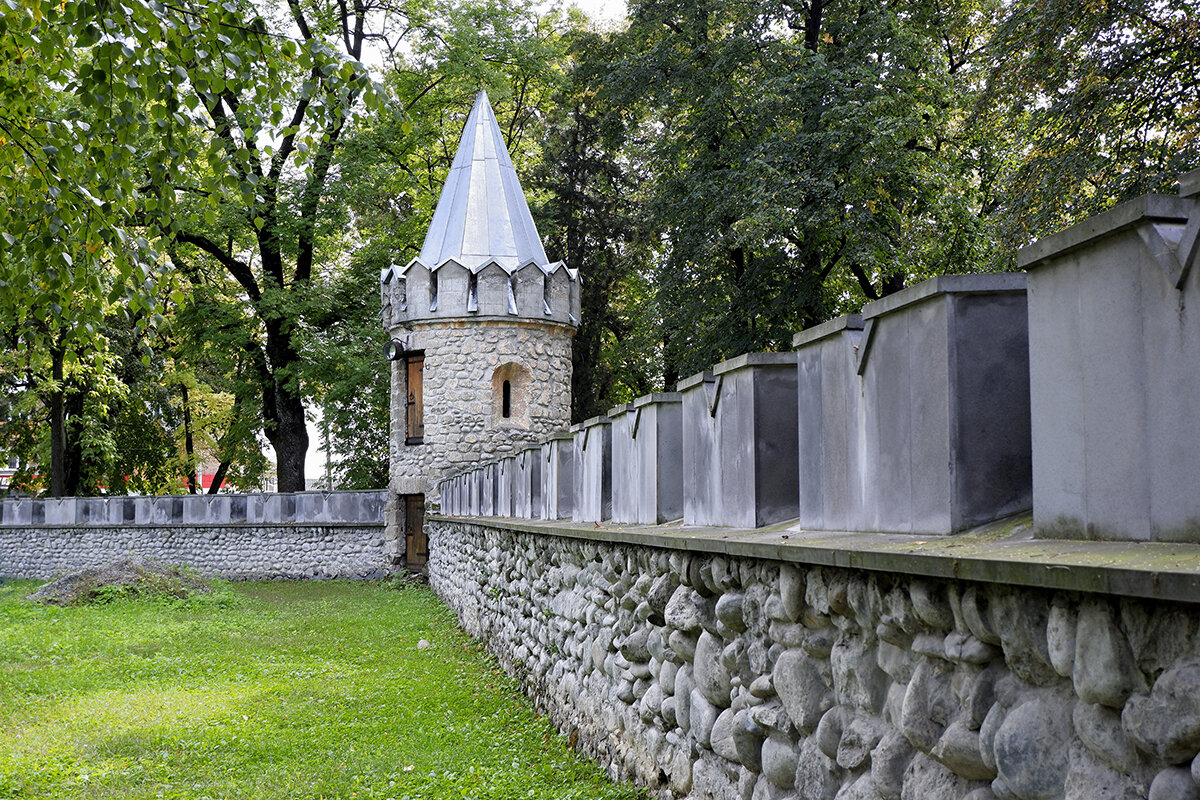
[380,257,579,330]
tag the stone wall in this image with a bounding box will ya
[0,523,389,580]
[0,490,390,580]
[389,318,573,503]
[429,517,1200,800]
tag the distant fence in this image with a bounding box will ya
[0,490,385,527]
[0,490,392,580]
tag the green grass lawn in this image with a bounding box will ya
[0,579,646,800]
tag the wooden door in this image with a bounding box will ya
[404,495,427,568]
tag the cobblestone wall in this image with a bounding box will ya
[390,319,573,504]
[429,518,1200,800]
[0,523,391,580]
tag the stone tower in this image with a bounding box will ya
[380,90,579,564]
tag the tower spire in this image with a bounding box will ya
[419,90,550,272]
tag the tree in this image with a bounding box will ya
[1,0,179,495]
[980,0,1200,247]
[1,0,391,493]
[594,0,1011,381]
[532,30,659,421]
[162,0,394,492]
[293,263,390,489]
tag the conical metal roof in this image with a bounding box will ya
[418,90,550,272]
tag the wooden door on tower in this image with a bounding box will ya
[404,495,427,568]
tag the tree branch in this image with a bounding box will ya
[848,261,880,300]
[176,231,262,302]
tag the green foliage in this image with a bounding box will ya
[979,0,1200,246]
[1,0,391,494]
[538,0,1194,392]
[294,260,390,489]
[4,0,1192,486]
[588,0,1007,380]
[0,580,647,799]
[532,30,660,420]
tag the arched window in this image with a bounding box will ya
[492,362,531,428]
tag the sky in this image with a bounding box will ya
[565,0,628,26]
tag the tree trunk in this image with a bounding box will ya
[262,317,309,493]
[181,384,197,494]
[207,460,230,495]
[272,384,309,492]
[49,344,66,497]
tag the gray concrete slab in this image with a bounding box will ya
[573,417,612,523]
[794,315,864,531]
[481,463,497,516]
[608,404,637,523]
[514,446,542,519]
[680,371,721,526]
[43,497,77,525]
[1181,168,1200,198]
[612,394,683,524]
[636,393,684,524]
[542,434,575,520]
[682,355,800,528]
[1018,195,1193,268]
[496,456,516,517]
[1025,192,1200,541]
[854,274,1032,534]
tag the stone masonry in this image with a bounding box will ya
[388,318,573,504]
[0,490,389,580]
[0,522,388,580]
[430,518,1200,800]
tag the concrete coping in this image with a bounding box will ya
[430,513,1200,605]
[545,431,575,442]
[1017,194,1194,269]
[792,314,864,349]
[398,315,578,331]
[0,520,384,529]
[676,370,714,392]
[712,351,798,376]
[579,415,612,429]
[1182,168,1200,199]
[606,403,634,418]
[632,392,682,408]
[861,273,1027,321]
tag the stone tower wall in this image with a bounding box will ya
[389,317,573,506]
